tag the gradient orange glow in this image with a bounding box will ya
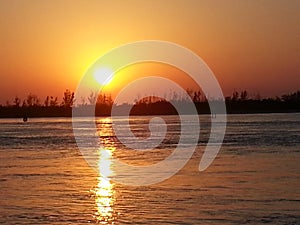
[99,62,201,103]
[0,0,299,104]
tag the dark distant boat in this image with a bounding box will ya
[23,116,28,122]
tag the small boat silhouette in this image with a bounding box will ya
[23,116,28,122]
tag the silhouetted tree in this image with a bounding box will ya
[22,100,27,107]
[62,89,74,108]
[88,91,97,105]
[193,91,202,102]
[172,91,178,102]
[186,88,194,100]
[96,92,112,105]
[44,96,50,107]
[231,90,239,101]
[282,91,300,102]
[13,96,21,107]
[97,93,104,105]
[240,90,248,101]
[106,94,113,106]
[80,96,86,106]
[26,93,40,106]
[50,96,58,107]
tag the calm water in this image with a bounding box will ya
[0,114,299,224]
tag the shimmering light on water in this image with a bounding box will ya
[0,114,299,224]
[92,147,115,224]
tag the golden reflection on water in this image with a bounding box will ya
[93,118,117,224]
[94,148,116,224]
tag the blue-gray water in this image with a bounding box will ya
[0,114,299,224]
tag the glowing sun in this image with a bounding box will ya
[94,68,114,85]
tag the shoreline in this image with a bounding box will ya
[0,110,299,119]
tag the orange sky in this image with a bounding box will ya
[0,0,299,104]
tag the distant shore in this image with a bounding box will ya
[0,100,299,118]
[1,90,299,118]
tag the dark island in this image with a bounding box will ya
[0,90,299,118]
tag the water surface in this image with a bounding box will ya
[0,114,299,224]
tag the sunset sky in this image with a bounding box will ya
[1,0,299,104]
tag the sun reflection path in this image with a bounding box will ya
[93,147,116,224]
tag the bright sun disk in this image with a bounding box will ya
[94,68,114,85]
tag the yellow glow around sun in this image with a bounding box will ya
[94,68,114,85]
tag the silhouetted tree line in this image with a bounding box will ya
[0,90,75,118]
[130,90,300,115]
[225,90,300,114]
[0,89,299,118]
